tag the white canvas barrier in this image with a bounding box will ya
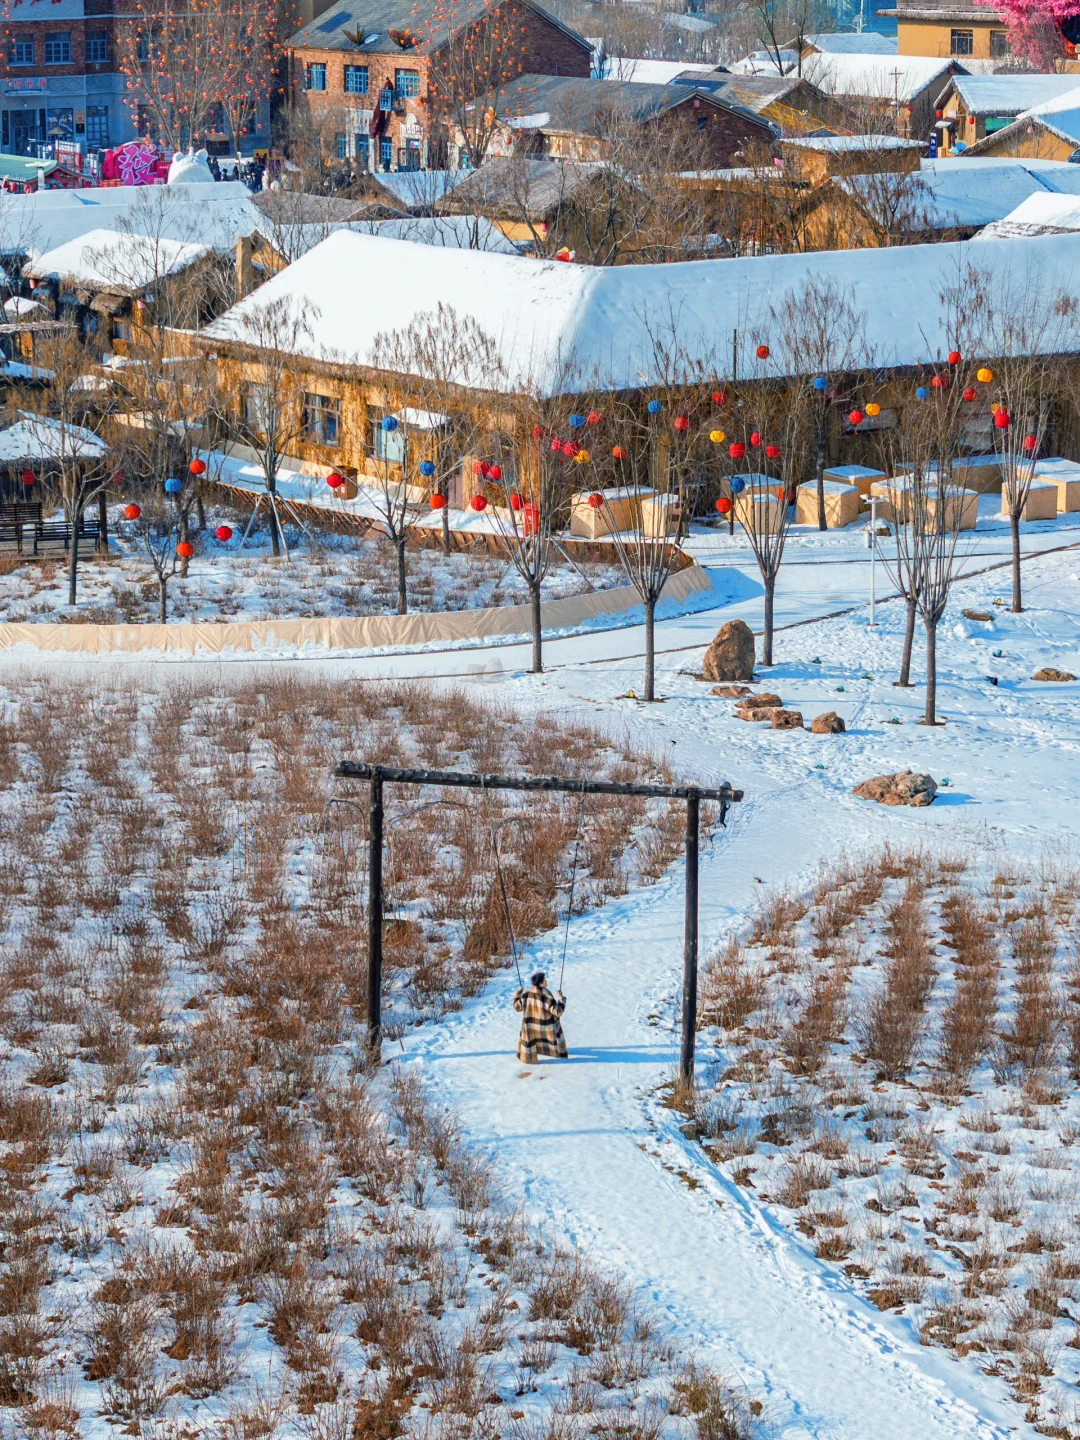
[0,562,713,658]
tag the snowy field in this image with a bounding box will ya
[0,509,1077,1438]
[0,508,622,625]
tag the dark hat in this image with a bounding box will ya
[531,971,546,986]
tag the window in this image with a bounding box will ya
[355,135,369,167]
[379,136,392,169]
[245,383,272,435]
[136,30,151,61]
[990,28,1009,56]
[86,30,108,63]
[86,106,109,147]
[304,392,341,447]
[8,38,34,66]
[44,32,72,64]
[344,64,369,94]
[305,62,327,91]
[336,133,347,160]
[112,318,132,342]
[395,68,420,98]
[82,312,98,335]
[950,28,973,55]
[372,410,406,462]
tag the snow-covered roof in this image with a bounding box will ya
[0,180,261,262]
[947,74,1080,117]
[843,162,1051,228]
[973,191,1080,240]
[3,296,48,317]
[202,226,1080,397]
[803,31,897,54]
[802,53,960,102]
[784,133,922,151]
[599,58,721,85]
[368,169,459,208]
[267,215,519,259]
[1022,82,1080,118]
[0,412,107,462]
[26,229,212,292]
[729,50,799,75]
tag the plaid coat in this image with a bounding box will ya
[513,984,568,1064]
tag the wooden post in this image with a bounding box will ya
[680,788,699,1084]
[367,769,384,1060]
[98,489,108,550]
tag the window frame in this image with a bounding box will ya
[303,391,341,448]
[370,408,406,463]
[305,61,328,92]
[86,105,109,147]
[44,31,73,65]
[949,28,974,55]
[85,30,109,63]
[344,64,369,95]
[379,135,393,168]
[8,37,34,66]
[394,68,420,98]
[989,28,1009,56]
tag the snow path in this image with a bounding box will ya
[403,766,1023,1440]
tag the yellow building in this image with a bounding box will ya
[882,2,1011,60]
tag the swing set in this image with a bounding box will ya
[334,760,743,1081]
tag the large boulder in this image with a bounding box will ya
[771,709,804,730]
[811,711,846,734]
[853,771,937,807]
[1032,667,1076,682]
[703,620,755,683]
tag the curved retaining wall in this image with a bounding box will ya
[0,562,714,658]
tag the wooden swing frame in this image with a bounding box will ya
[334,761,744,1082]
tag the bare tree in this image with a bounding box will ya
[420,0,530,169]
[9,327,114,607]
[123,493,186,622]
[369,304,502,614]
[770,275,866,531]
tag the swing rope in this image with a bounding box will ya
[481,778,524,988]
[558,784,587,994]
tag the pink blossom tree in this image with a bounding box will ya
[976,0,1080,69]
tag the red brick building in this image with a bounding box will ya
[287,0,592,174]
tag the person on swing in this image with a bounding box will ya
[513,971,568,1064]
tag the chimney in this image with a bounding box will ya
[236,234,255,300]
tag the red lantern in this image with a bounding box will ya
[532,424,543,439]
[471,494,488,512]
[327,472,344,489]
[123,503,141,520]
[510,492,524,510]
[962,387,976,402]
[756,344,770,360]
[564,441,580,458]
[587,410,602,425]
[488,464,502,481]
[1023,434,1037,452]
[177,541,194,559]
[712,389,727,406]
[587,492,604,509]
[849,409,865,426]
[930,375,946,390]
[994,411,1010,429]
[21,469,34,488]
[612,445,627,460]
[215,524,233,541]
[189,458,207,476]
[551,438,562,452]
[730,442,746,460]
[430,493,447,510]
[715,496,733,515]
[750,431,761,447]
[673,415,690,432]
[473,460,485,475]
[765,444,780,460]
[948,351,961,365]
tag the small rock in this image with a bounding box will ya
[734,692,783,722]
[702,619,756,683]
[711,684,753,698]
[771,709,804,730]
[963,609,992,622]
[1032,667,1076,682]
[811,711,846,734]
[853,770,938,808]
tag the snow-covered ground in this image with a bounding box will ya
[2,498,1078,1438]
[0,508,622,624]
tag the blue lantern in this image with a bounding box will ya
[916,386,929,400]
[164,477,182,494]
[419,460,435,477]
[382,415,398,432]
[647,400,663,415]
[813,375,828,391]
[568,413,585,428]
[731,476,746,494]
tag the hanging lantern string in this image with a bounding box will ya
[558,784,587,993]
